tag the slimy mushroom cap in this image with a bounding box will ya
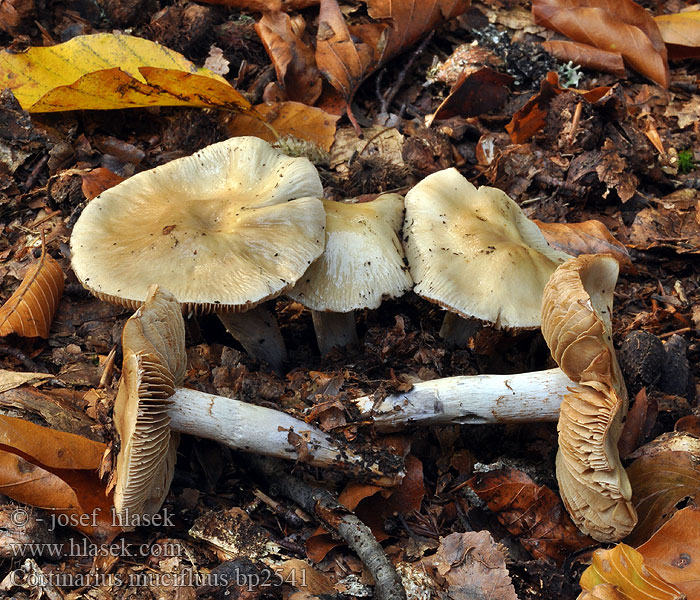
[403,168,570,329]
[71,137,326,314]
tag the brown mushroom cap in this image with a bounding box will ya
[70,136,325,314]
[403,168,570,328]
[113,285,186,523]
[288,194,413,312]
[541,254,636,542]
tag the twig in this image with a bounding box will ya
[568,101,583,146]
[383,32,435,112]
[249,455,407,600]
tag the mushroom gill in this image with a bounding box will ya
[541,254,637,542]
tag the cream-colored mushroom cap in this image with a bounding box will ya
[114,285,186,525]
[288,195,413,312]
[542,254,636,542]
[403,168,570,328]
[71,136,325,313]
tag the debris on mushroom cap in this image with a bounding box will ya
[403,167,570,328]
[288,194,413,312]
[113,285,186,525]
[541,254,636,542]
[70,136,326,314]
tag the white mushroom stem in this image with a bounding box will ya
[353,368,573,431]
[167,387,402,487]
[218,305,287,373]
[439,313,482,347]
[312,310,359,355]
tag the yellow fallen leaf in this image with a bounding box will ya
[580,544,684,600]
[655,9,700,59]
[0,33,252,113]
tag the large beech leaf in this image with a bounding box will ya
[532,0,670,87]
[467,467,594,566]
[580,544,684,600]
[655,9,700,60]
[0,33,252,113]
[0,248,64,339]
[638,507,700,597]
[626,449,700,546]
[0,415,119,541]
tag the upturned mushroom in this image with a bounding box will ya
[114,285,403,523]
[288,194,413,354]
[541,254,636,542]
[70,136,326,372]
[403,168,570,345]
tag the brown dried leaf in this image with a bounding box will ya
[80,167,125,201]
[429,67,514,124]
[580,544,684,600]
[0,415,119,541]
[225,101,339,152]
[655,9,700,60]
[541,40,626,76]
[315,0,386,106]
[196,0,318,10]
[0,248,64,339]
[467,467,594,565]
[626,448,700,545]
[637,506,700,597]
[532,0,670,87]
[618,388,658,458]
[427,532,518,600]
[534,219,633,272]
[256,12,322,105]
[367,0,470,70]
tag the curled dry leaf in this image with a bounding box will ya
[467,466,594,566]
[0,415,119,541]
[79,167,125,201]
[225,101,339,153]
[534,219,633,272]
[655,9,700,60]
[541,40,626,76]
[256,11,322,105]
[626,445,700,546]
[0,33,251,113]
[532,0,670,87]
[580,544,684,600]
[637,506,700,598]
[0,247,64,339]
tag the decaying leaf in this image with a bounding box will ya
[79,167,126,201]
[655,9,700,60]
[626,443,700,545]
[426,531,518,600]
[505,71,610,144]
[0,370,52,394]
[580,544,684,600]
[315,0,386,112]
[0,33,252,113]
[225,101,339,153]
[256,11,322,105]
[637,506,700,597]
[467,466,594,565]
[0,247,64,339]
[532,0,670,87]
[197,0,318,10]
[541,40,626,76]
[428,67,514,124]
[534,219,633,272]
[628,189,700,254]
[0,415,118,540]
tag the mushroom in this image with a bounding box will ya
[288,194,413,354]
[70,136,326,372]
[541,254,636,542]
[403,168,570,346]
[114,285,403,523]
